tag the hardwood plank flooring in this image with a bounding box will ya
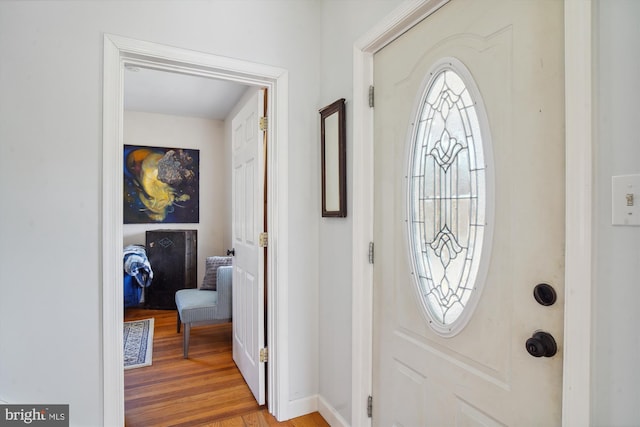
[124,309,328,427]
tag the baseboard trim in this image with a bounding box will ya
[318,395,350,427]
[287,395,318,420]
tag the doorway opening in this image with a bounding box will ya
[103,34,290,425]
[122,67,261,422]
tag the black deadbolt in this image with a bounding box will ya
[533,283,557,306]
[227,248,235,256]
[526,331,557,358]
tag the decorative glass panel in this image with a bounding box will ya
[407,59,491,336]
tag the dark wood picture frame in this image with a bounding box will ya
[320,98,347,217]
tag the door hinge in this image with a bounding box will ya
[259,232,268,248]
[368,85,375,108]
[259,347,268,363]
[259,116,268,131]
[368,242,374,264]
[367,395,373,418]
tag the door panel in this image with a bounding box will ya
[372,1,564,425]
[232,89,265,405]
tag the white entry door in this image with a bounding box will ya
[372,0,564,425]
[231,88,266,405]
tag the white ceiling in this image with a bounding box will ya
[124,65,249,120]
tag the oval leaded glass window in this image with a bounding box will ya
[407,58,493,336]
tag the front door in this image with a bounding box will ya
[231,88,266,405]
[372,0,565,425]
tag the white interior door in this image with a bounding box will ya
[231,88,265,405]
[372,0,564,425]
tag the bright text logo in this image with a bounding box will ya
[0,405,68,427]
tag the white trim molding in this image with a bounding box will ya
[102,34,289,425]
[102,36,125,426]
[287,395,319,420]
[318,395,350,427]
[351,0,593,425]
[562,1,593,426]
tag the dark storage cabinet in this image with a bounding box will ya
[145,229,197,309]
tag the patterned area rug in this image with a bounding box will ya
[124,318,154,369]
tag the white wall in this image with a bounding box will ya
[0,1,320,425]
[123,111,229,286]
[593,1,640,425]
[317,1,404,425]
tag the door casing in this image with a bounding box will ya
[350,1,593,426]
[102,34,290,425]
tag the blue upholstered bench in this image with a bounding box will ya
[175,263,232,358]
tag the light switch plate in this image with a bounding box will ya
[612,174,640,226]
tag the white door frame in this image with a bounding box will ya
[102,34,290,425]
[350,1,593,426]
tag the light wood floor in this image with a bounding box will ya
[124,308,329,427]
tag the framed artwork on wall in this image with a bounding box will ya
[124,145,200,224]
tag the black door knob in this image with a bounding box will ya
[533,283,557,306]
[227,248,235,256]
[526,331,557,358]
